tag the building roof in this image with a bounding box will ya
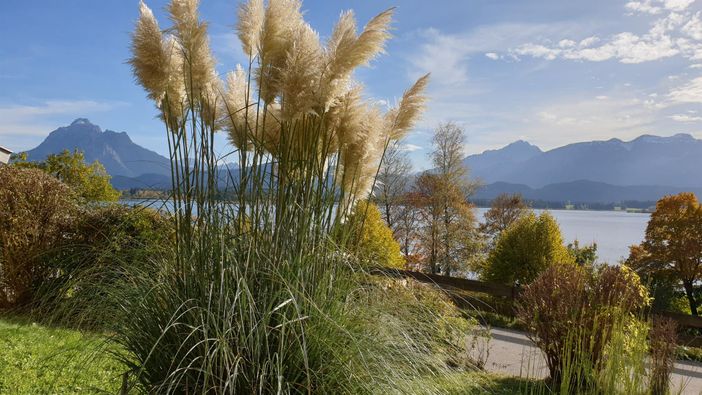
[0,146,12,154]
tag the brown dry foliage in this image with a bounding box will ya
[0,166,77,308]
[649,316,677,395]
[516,264,649,386]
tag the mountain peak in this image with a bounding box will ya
[505,140,542,151]
[24,120,170,180]
[71,118,94,126]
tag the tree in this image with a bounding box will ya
[413,122,481,276]
[567,240,598,266]
[345,200,405,269]
[14,150,120,202]
[481,211,574,285]
[413,171,482,276]
[395,191,422,261]
[480,193,530,240]
[627,193,702,315]
[375,140,412,233]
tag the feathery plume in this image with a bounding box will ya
[320,9,394,110]
[280,23,323,120]
[130,1,169,103]
[201,73,224,130]
[168,0,218,102]
[257,0,304,103]
[237,0,265,58]
[352,8,394,67]
[161,35,186,129]
[328,84,364,152]
[260,104,283,154]
[222,65,252,148]
[353,106,385,198]
[385,73,429,140]
[327,10,357,56]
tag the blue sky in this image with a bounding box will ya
[2,0,702,170]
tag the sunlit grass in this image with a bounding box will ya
[0,316,123,394]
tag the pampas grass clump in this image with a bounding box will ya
[116,0,465,393]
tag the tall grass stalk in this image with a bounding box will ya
[114,0,478,393]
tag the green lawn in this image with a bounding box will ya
[0,317,123,394]
[0,316,536,394]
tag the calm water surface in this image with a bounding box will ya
[476,208,650,264]
[124,199,648,265]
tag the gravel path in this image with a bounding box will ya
[471,327,702,394]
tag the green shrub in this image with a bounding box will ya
[14,150,120,202]
[345,200,405,269]
[37,204,172,328]
[0,166,77,308]
[481,211,574,285]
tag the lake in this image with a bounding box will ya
[476,208,650,264]
[123,199,649,264]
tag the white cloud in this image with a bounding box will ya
[399,143,423,152]
[668,76,702,102]
[682,11,702,40]
[670,113,702,121]
[515,31,680,64]
[596,95,609,100]
[408,22,576,86]
[663,0,697,12]
[626,1,663,15]
[511,2,702,64]
[524,95,660,147]
[626,0,696,14]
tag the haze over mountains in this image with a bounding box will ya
[18,119,702,203]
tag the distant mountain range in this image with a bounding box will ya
[19,119,702,203]
[465,134,702,189]
[472,180,702,204]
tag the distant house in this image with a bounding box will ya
[0,146,11,165]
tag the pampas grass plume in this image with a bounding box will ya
[386,73,429,140]
[237,0,265,58]
[130,1,168,103]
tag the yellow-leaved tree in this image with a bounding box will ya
[345,200,405,269]
[481,211,574,285]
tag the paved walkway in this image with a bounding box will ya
[471,327,702,394]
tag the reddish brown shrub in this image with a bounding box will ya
[650,316,677,395]
[516,264,649,387]
[0,166,77,308]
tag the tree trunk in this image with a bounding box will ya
[683,280,698,316]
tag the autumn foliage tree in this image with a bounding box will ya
[481,211,574,285]
[408,123,482,276]
[480,193,530,241]
[413,172,481,276]
[627,193,702,315]
[344,200,405,269]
